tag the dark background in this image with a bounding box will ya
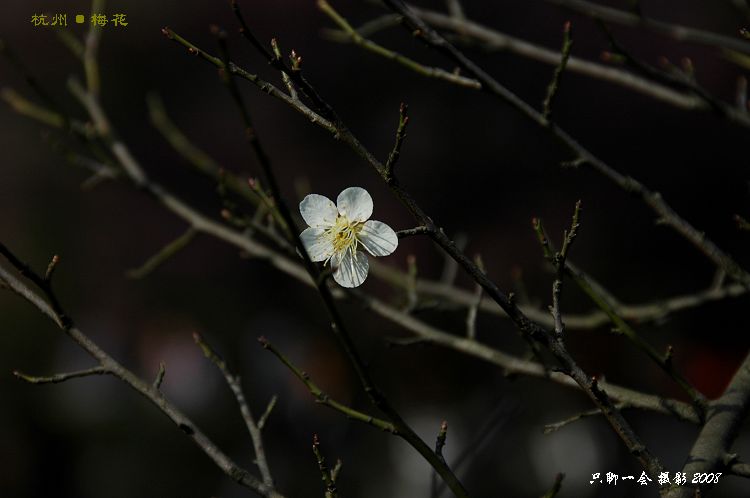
[2,1,749,497]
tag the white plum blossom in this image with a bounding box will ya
[299,187,398,288]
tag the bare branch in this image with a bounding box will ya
[258,337,396,434]
[545,0,750,55]
[666,351,750,497]
[312,434,338,498]
[542,21,573,123]
[0,246,283,498]
[317,0,480,90]
[194,332,274,488]
[13,366,108,385]
[127,227,197,279]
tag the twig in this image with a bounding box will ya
[126,227,197,279]
[163,30,750,319]
[533,218,708,414]
[332,9,703,112]
[258,337,396,433]
[0,245,283,498]
[194,332,274,487]
[0,74,710,428]
[316,0,480,90]
[597,22,750,128]
[396,225,431,238]
[257,395,278,431]
[270,38,298,100]
[1,88,65,128]
[542,21,573,123]
[435,420,449,463]
[385,102,410,182]
[465,255,484,340]
[430,420,450,498]
[543,405,626,434]
[13,366,108,384]
[84,0,106,95]
[152,361,166,390]
[380,1,750,293]
[548,201,581,338]
[312,434,338,498]
[545,0,750,55]
[354,291,700,423]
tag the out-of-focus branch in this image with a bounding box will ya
[0,76,722,428]
[317,0,480,90]
[2,95,700,425]
[259,337,396,434]
[2,89,743,325]
[216,17,469,495]
[126,227,197,279]
[380,0,750,291]
[534,218,708,414]
[666,351,750,497]
[84,0,105,95]
[0,245,284,498]
[13,366,108,384]
[324,9,703,111]
[541,21,573,123]
[194,332,275,488]
[545,0,750,55]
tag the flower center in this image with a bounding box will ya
[326,215,363,256]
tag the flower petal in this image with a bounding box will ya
[336,187,373,223]
[300,194,338,228]
[332,249,369,288]
[359,220,398,257]
[300,227,334,262]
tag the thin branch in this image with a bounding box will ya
[194,332,274,487]
[316,0,480,90]
[126,227,197,279]
[396,225,432,238]
[162,30,748,324]
[597,22,750,128]
[152,361,166,390]
[0,246,283,498]
[543,404,626,434]
[547,201,581,339]
[534,218,708,414]
[312,434,338,498]
[545,0,750,55]
[385,102,410,182]
[223,9,470,494]
[333,9,703,111]
[380,0,750,292]
[13,366,108,384]
[353,291,700,423]
[465,255,484,340]
[84,0,106,95]
[257,395,278,431]
[0,72,707,429]
[258,337,396,433]
[542,21,573,123]
[435,420,449,463]
[1,87,65,128]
